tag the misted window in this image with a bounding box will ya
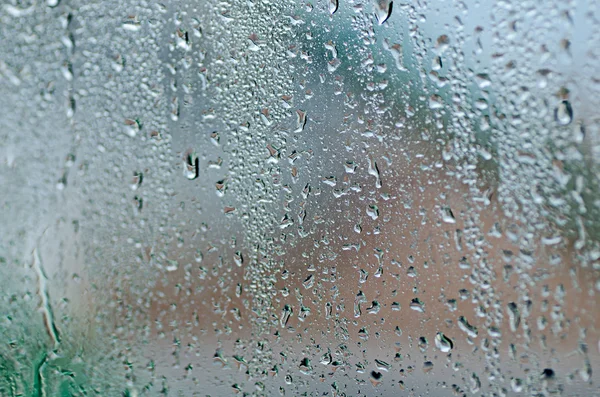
[1,0,598,396]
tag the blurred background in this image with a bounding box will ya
[1,0,599,395]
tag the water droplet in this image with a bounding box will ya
[358,327,369,340]
[215,179,227,197]
[299,358,312,374]
[366,300,380,314]
[32,249,61,348]
[324,302,332,319]
[435,332,454,352]
[436,34,450,53]
[183,150,199,180]
[133,195,143,213]
[506,302,521,332]
[542,368,555,380]
[176,28,191,51]
[328,0,338,15]
[511,378,523,393]
[429,94,444,109]
[410,298,425,313]
[233,251,244,267]
[375,359,391,371]
[210,131,220,146]
[213,349,228,366]
[441,207,456,223]
[471,373,481,393]
[374,0,393,25]
[422,361,434,373]
[320,353,332,365]
[367,157,382,188]
[555,100,573,125]
[130,171,143,190]
[367,205,379,220]
[279,213,294,229]
[123,16,141,32]
[280,304,293,328]
[170,97,179,120]
[359,269,369,284]
[458,316,478,338]
[418,336,429,352]
[295,109,307,132]
[354,290,367,317]
[302,274,314,289]
[370,370,383,386]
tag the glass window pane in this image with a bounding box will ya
[1,0,598,395]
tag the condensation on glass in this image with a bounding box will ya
[0,0,599,396]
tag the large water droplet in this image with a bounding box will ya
[555,100,573,125]
[374,0,393,25]
[328,0,338,15]
[458,316,478,338]
[410,298,425,313]
[435,332,454,352]
[183,149,199,180]
[506,302,521,332]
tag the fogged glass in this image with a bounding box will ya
[1,0,599,395]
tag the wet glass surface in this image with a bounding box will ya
[1,0,599,395]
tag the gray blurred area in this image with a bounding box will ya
[1,0,599,396]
